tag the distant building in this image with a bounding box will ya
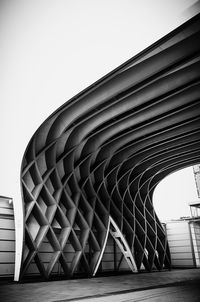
[190,201,200,218]
[165,218,200,269]
[164,200,200,269]
[193,165,200,198]
[0,196,15,278]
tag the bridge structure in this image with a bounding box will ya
[18,14,200,281]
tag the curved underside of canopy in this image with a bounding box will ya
[19,14,200,280]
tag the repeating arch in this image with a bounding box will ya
[19,14,200,280]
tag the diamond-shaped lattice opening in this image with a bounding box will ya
[73,211,89,246]
[23,170,35,193]
[52,208,71,248]
[63,238,76,267]
[45,178,54,195]
[37,236,54,253]
[23,184,35,220]
[122,209,135,235]
[145,208,155,225]
[22,182,34,203]
[56,158,65,180]
[22,245,30,262]
[36,227,49,249]
[26,214,40,242]
[37,187,57,222]
[60,189,75,211]
[37,239,70,278]
[23,255,44,279]
[26,204,49,248]
[78,196,93,225]
[37,196,48,215]
[70,251,82,275]
[44,170,62,202]
[59,189,76,224]
[135,207,146,230]
[64,183,72,197]
[92,213,106,246]
[29,163,42,187]
[147,224,156,240]
[22,164,42,198]
[82,178,96,201]
[63,230,82,275]
[68,229,82,252]
[135,222,146,245]
[46,251,62,277]
[88,232,100,252]
[20,227,48,279]
[36,153,47,178]
[67,174,79,195]
[46,228,60,252]
[76,252,91,275]
[58,253,70,276]
[50,170,62,191]
[37,236,55,271]
[32,203,48,225]
[39,229,63,278]
[53,188,63,202]
[31,254,48,278]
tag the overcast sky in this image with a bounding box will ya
[0,0,199,221]
[153,166,198,221]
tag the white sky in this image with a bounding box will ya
[0,0,199,221]
[153,167,198,221]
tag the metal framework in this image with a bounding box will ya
[19,14,200,280]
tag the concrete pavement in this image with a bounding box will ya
[0,269,200,302]
[74,282,200,302]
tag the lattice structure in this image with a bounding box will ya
[20,14,200,280]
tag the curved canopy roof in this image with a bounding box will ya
[20,14,200,280]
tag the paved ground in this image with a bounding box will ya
[0,269,200,302]
[74,283,200,302]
